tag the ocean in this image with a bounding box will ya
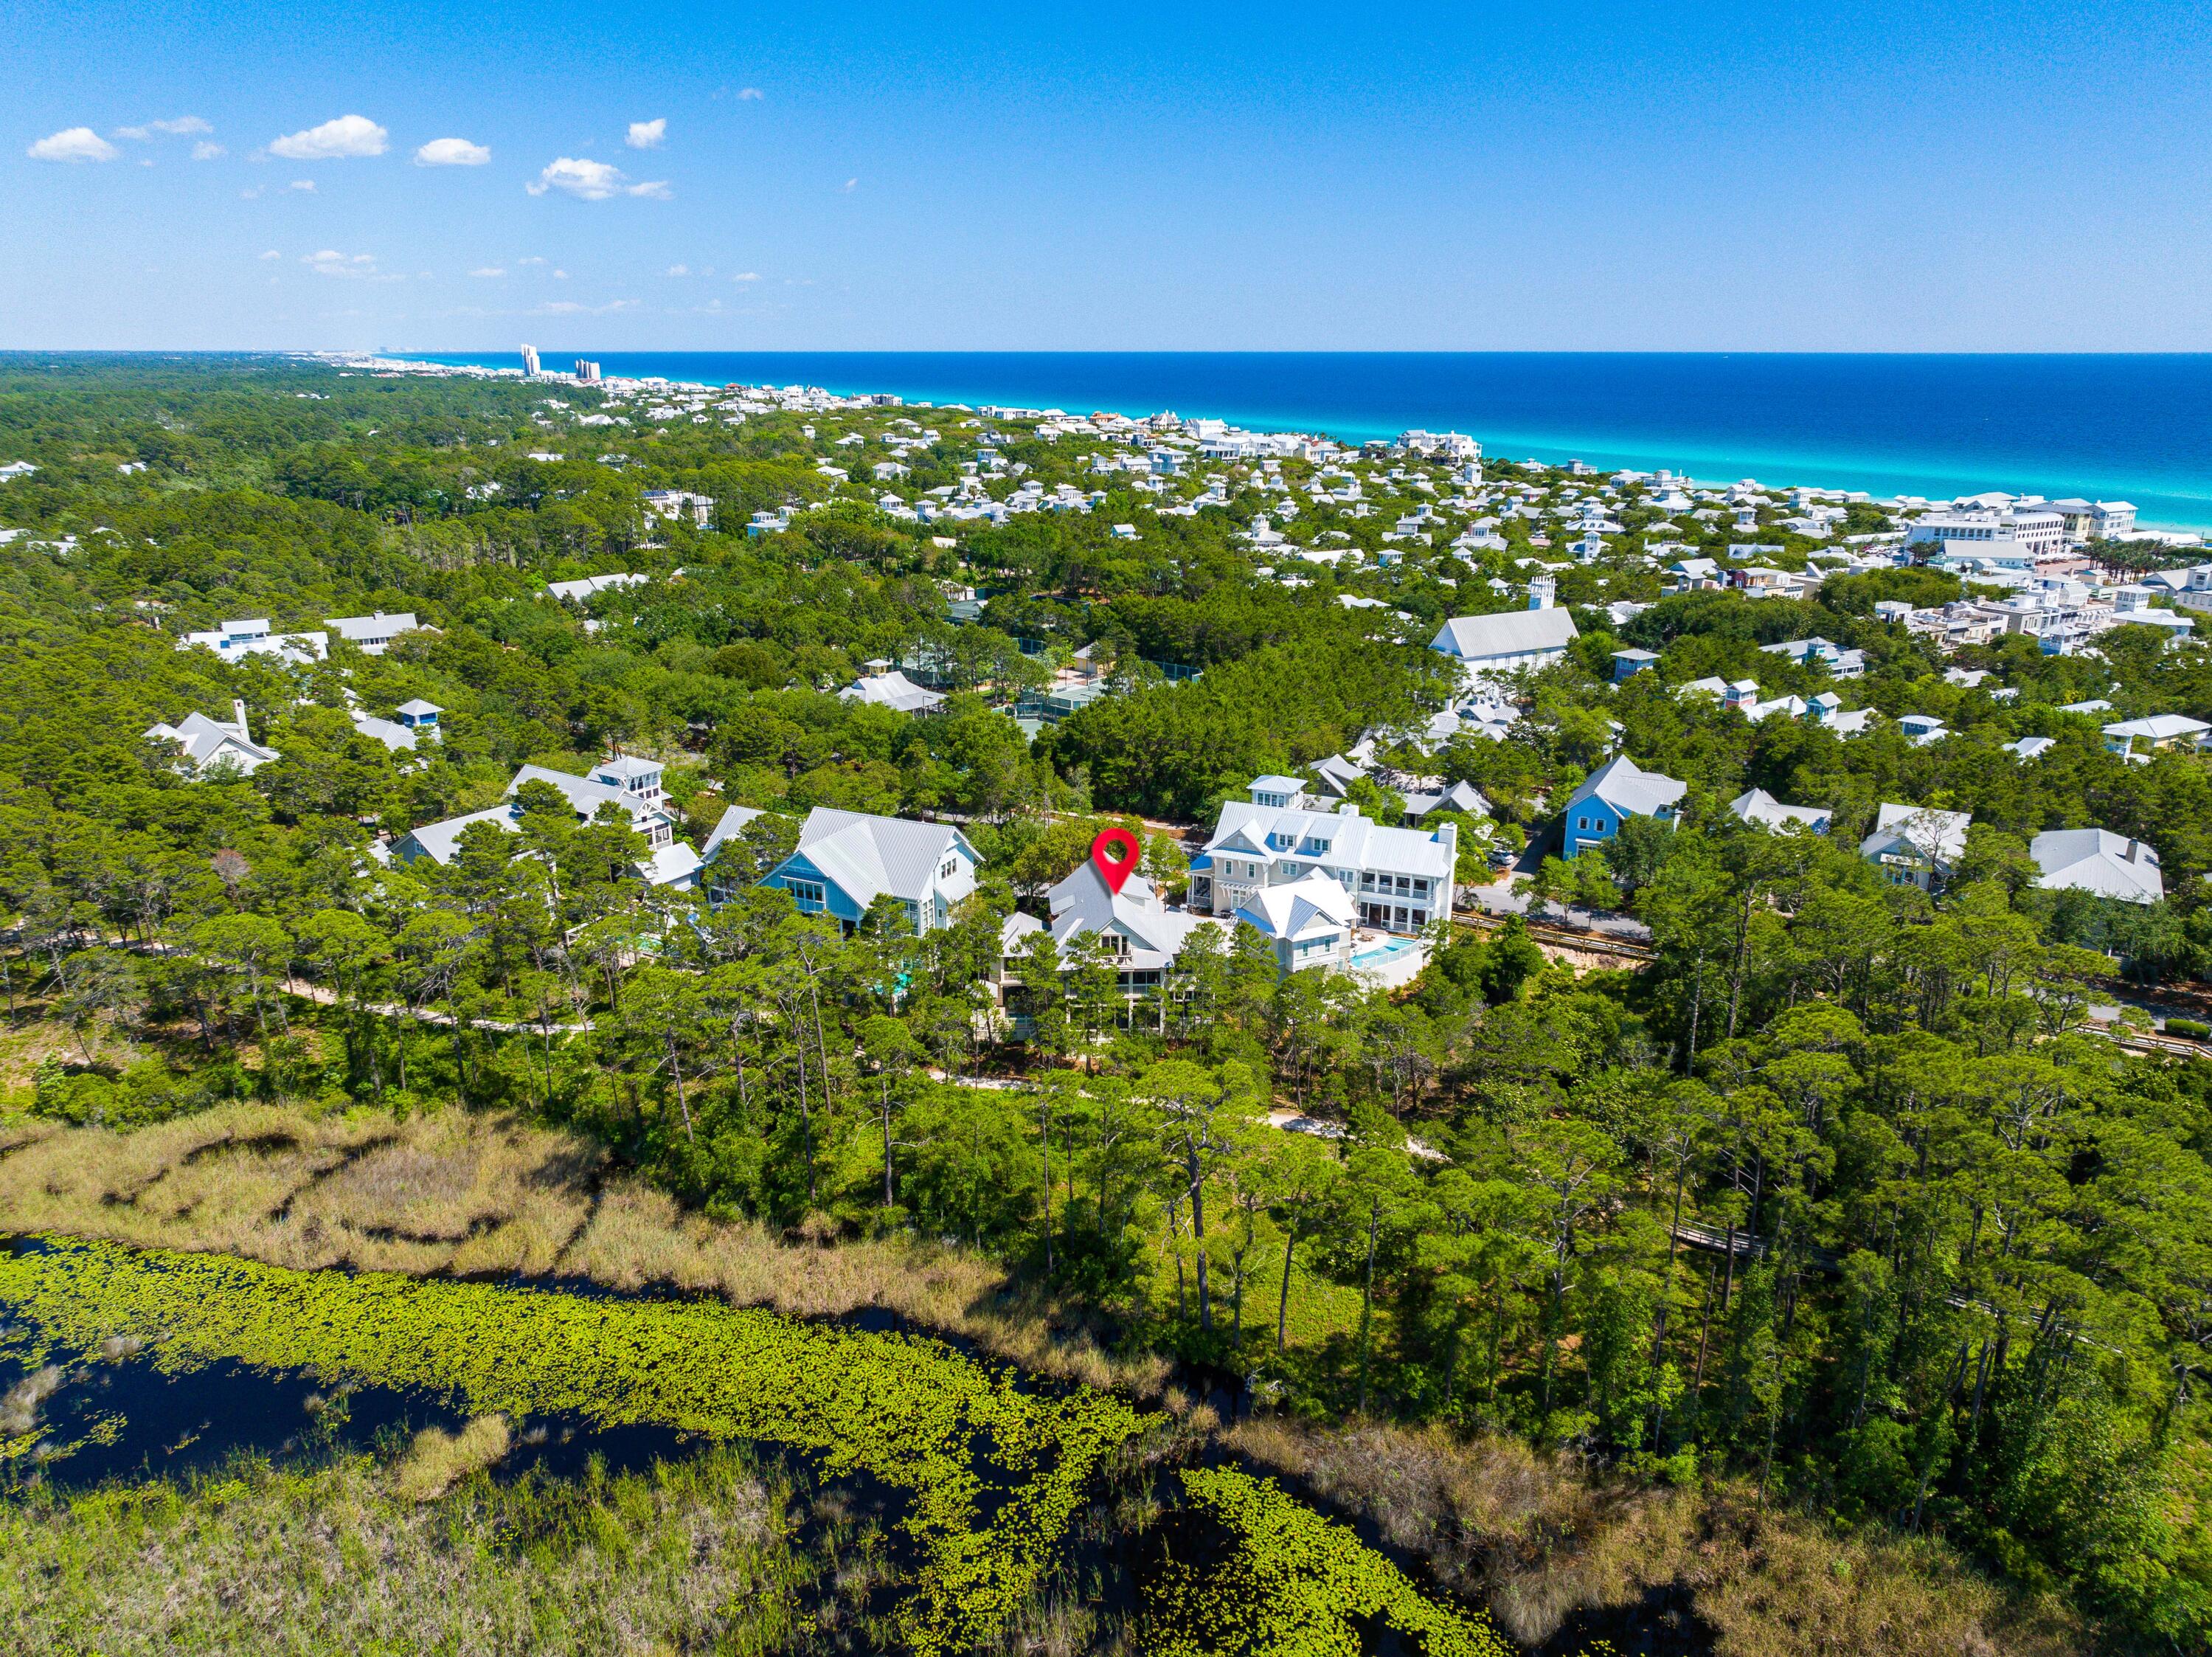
[404,352,2212,530]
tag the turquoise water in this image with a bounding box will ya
[1352,935,1423,963]
[404,352,2212,530]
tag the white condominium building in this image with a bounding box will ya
[1905,508,2066,570]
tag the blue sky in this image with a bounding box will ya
[6,1,2211,351]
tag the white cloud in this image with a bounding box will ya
[553,269,568,279]
[116,116,212,140]
[303,249,378,278]
[260,249,282,260]
[537,298,637,314]
[732,271,760,283]
[842,177,857,192]
[415,136,490,167]
[528,156,620,198]
[27,127,119,163]
[527,156,669,200]
[191,141,225,160]
[666,263,690,277]
[738,87,763,100]
[468,266,505,277]
[268,114,387,160]
[625,118,666,149]
[518,255,548,266]
[288,179,316,193]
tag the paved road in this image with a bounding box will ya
[1458,875,1654,943]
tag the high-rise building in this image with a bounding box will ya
[520,345,541,378]
[574,359,602,382]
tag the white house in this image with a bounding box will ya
[839,668,946,715]
[145,701,280,778]
[642,489,713,526]
[1401,779,1490,822]
[757,808,979,934]
[1759,637,1865,678]
[1560,755,1686,859]
[2030,828,2163,905]
[1859,803,1972,890]
[178,618,328,665]
[395,756,696,887]
[547,572,649,603]
[1232,872,1359,975]
[1728,788,1831,834]
[1429,585,1578,683]
[1193,779,1457,934]
[999,859,1224,1017]
[325,612,420,656]
[2101,713,2211,761]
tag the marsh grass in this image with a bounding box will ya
[0,1364,65,1436]
[389,1412,510,1501]
[1225,1416,2087,1657]
[0,1103,1166,1393]
[0,1439,892,1656]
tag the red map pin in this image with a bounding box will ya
[1090,827,1141,895]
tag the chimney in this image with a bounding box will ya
[2125,838,2140,863]
[232,699,249,738]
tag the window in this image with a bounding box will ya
[786,879,826,911]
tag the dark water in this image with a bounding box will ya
[403,349,2212,529]
[0,1336,696,1492]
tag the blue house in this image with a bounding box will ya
[759,807,980,935]
[1559,755,1686,860]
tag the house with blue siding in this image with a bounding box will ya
[1559,755,1686,859]
[759,808,979,934]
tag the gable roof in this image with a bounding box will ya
[349,711,418,753]
[510,763,656,824]
[1567,754,1686,819]
[1203,800,1455,881]
[789,809,976,909]
[1729,787,1831,832]
[1041,861,1215,964]
[839,670,944,713]
[2031,828,2163,904]
[146,710,280,774]
[397,804,519,865]
[701,803,766,863]
[1430,607,1578,663]
[1402,779,1490,820]
[1234,872,1356,941]
[2103,713,2210,742]
[1860,803,1971,867]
